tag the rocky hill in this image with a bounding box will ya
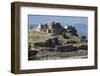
[28,21,88,60]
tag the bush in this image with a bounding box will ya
[81,36,87,42]
[67,26,78,36]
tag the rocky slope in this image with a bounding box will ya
[28,21,88,60]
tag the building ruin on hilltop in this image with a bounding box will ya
[32,21,65,34]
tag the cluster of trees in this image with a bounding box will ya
[49,22,78,36]
[66,26,78,36]
[52,21,87,42]
[64,25,87,42]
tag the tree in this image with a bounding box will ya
[67,26,78,36]
[81,36,87,42]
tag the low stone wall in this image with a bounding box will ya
[55,45,78,52]
[33,38,60,48]
[31,50,87,60]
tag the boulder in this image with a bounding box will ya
[28,50,38,57]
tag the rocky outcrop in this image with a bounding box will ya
[79,44,88,50]
[28,50,38,59]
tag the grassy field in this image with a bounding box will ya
[28,31,51,43]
